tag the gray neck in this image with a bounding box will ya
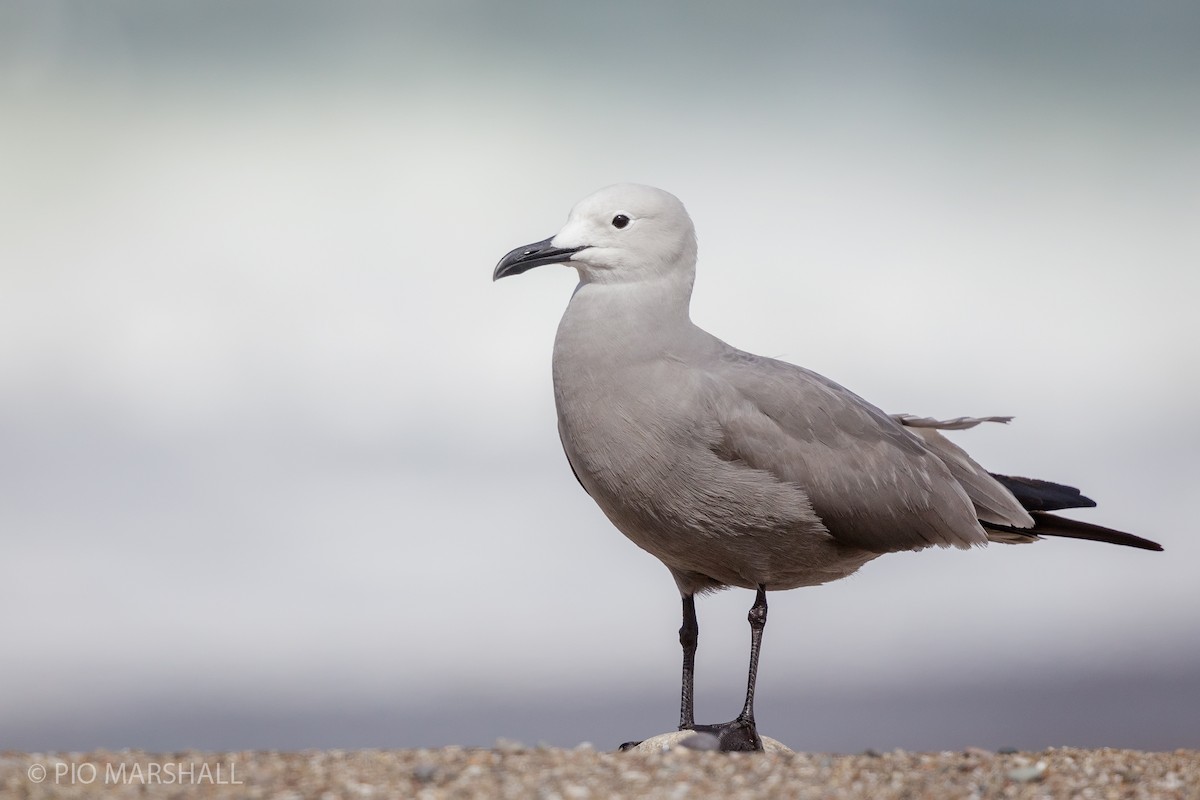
[555,271,696,362]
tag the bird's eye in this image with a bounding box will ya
[611,214,630,229]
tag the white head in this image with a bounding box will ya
[493,184,698,286]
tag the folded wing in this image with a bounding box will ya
[707,349,988,553]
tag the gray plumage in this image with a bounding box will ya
[494,183,1160,751]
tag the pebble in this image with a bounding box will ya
[1007,761,1048,782]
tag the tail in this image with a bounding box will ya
[892,415,1163,552]
[985,472,1162,552]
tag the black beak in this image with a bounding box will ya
[493,237,585,281]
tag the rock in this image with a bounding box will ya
[623,730,794,754]
[677,732,721,751]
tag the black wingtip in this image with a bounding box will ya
[981,514,1163,551]
[986,473,1161,550]
[1030,512,1163,551]
[991,473,1098,512]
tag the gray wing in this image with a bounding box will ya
[704,346,990,553]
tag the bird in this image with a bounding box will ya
[492,183,1162,752]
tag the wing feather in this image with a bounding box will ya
[893,415,1034,527]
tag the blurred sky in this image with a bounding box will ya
[2,1,1199,752]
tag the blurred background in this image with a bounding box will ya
[2,1,1198,753]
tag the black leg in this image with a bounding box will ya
[738,585,768,726]
[691,585,767,751]
[678,594,698,730]
[619,593,700,752]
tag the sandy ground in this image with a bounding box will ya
[2,746,1197,799]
